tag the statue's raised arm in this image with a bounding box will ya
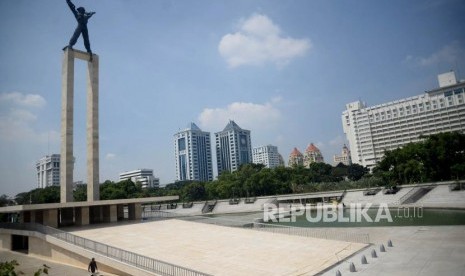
[66,0,78,18]
[63,0,96,61]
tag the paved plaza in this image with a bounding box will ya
[68,219,366,276]
[2,219,465,275]
[320,225,465,276]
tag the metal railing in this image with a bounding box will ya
[250,222,370,244]
[0,223,211,276]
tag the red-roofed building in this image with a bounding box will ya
[304,143,324,167]
[288,147,304,167]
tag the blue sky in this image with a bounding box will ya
[1,0,464,196]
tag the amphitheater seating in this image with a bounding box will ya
[244,197,257,204]
[162,202,204,215]
[342,187,413,206]
[416,185,465,208]
[211,198,274,214]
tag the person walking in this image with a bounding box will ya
[88,257,98,275]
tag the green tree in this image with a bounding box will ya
[0,194,13,207]
[73,184,87,201]
[181,182,206,201]
[374,132,465,183]
[0,260,49,275]
[347,163,369,181]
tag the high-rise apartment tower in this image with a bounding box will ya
[174,123,213,182]
[215,120,252,175]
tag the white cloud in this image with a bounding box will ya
[0,92,46,108]
[0,92,57,143]
[105,153,117,160]
[404,42,465,67]
[218,14,311,68]
[198,100,282,132]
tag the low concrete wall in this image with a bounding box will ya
[0,233,11,249]
[0,229,157,276]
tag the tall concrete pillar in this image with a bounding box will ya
[60,49,75,203]
[87,54,99,201]
[60,49,99,203]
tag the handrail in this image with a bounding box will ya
[0,223,211,276]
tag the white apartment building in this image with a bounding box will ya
[342,71,465,169]
[36,154,61,188]
[174,122,213,182]
[119,169,160,188]
[215,120,252,174]
[252,145,283,169]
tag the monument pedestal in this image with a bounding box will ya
[60,49,99,203]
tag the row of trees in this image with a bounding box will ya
[5,162,370,205]
[373,132,465,184]
[2,132,463,206]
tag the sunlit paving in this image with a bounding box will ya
[1,1,465,275]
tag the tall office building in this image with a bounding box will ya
[252,145,282,169]
[342,71,465,169]
[333,144,352,166]
[174,123,213,182]
[119,169,160,188]
[36,154,61,188]
[215,120,252,174]
[303,143,324,167]
[288,147,304,167]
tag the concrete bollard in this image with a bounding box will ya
[388,239,393,247]
[350,262,356,272]
[336,270,342,276]
[361,255,368,264]
[380,244,386,252]
[371,249,378,258]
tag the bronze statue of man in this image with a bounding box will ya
[63,0,96,61]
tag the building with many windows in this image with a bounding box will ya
[288,147,304,167]
[303,143,324,167]
[119,169,159,188]
[36,154,61,188]
[252,145,283,169]
[333,144,352,166]
[342,71,465,169]
[215,120,252,175]
[174,123,213,182]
